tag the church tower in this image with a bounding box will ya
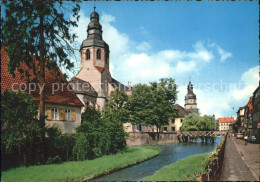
[76,7,111,99]
[184,80,199,114]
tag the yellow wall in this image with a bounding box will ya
[45,103,81,134]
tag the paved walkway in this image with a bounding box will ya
[220,136,257,181]
[233,136,260,180]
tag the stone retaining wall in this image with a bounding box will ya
[198,133,227,181]
[126,132,178,146]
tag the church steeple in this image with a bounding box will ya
[80,8,109,51]
[187,81,194,94]
[76,8,111,103]
[184,79,199,114]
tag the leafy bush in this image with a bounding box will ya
[1,90,43,170]
[74,98,128,160]
[45,126,76,162]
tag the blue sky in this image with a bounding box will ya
[1,1,259,118]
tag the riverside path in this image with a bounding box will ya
[220,135,257,181]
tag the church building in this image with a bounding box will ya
[69,8,131,111]
[184,80,199,114]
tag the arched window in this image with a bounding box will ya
[96,49,101,60]
[86,49,90,60]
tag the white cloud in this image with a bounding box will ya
[175,60,196,73]
[217,47,232,62]
[209,43,232,62]
[176,66,258,118]
[233,66,259,100]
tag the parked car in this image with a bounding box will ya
[236,133,244,139]
[248,136,256,143]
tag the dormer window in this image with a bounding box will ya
[86,49,90,60]
[96,49,101,60]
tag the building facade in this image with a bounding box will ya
[70,9,130,112]
[161,104,191,132]
[236,107,245,133]
[1,48,83,134]
[184,81,199,114]
[69,9,144,132]
[244,97,253,137]
[252,86,260,141]
[217,117,235,131]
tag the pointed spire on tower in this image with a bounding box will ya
[93,2,96,12]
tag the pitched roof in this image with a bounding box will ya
[173,104,191,118]
[110,77,131,92]
[69,77,98,97]
[1,48,83,107]
[218,117,235,123]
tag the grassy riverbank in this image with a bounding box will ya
[2,146,159,182]
[142,153,208,181]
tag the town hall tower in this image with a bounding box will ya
[184,80,199,114]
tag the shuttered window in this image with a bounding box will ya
[71,109,76,122]
[46,107,52,120]
[59,108,65,121]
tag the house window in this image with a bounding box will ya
[172,119,175,123]
[65,109,71,121]
[51,108,59,120]
[171,127,175,131]
[164,127,167,131]
[86,49,90,60]
[96,49,101,60]
[181,119,183,123]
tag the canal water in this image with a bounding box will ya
[93,137,222,181]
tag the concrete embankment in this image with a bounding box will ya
[126,132,178,146]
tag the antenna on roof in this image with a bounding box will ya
[189,75,191,82]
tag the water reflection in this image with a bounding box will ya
[93,137,221,181]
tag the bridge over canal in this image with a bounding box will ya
[177,131,227,137]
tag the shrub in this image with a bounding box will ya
[74,103,127,160]
[45,126,76,163]
[1,90,43,170]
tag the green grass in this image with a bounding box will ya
[142,153,208,181]
[2,146,159,182]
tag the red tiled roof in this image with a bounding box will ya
[1,48,83,107]
[218,117,235,123]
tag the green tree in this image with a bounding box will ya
[75,106,110,160]
[1,1,81,135]
[103,88,129,123]
[149,78,178,132]
[180,114,201,131]
[127,83,156,126]
[180,114,216,131]
[1,90,42,169]
[103,88,128,153]
[128,78,178,135]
